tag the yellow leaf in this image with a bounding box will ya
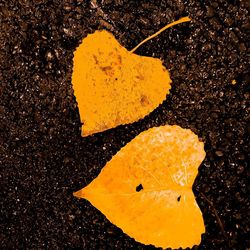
[74,125,206,249]
[231,79,237,85]
[72,17,190,136]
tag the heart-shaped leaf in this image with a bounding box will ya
[74,125,205,249]
[72,17,190,136]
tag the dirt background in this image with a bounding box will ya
[0,0,249,249]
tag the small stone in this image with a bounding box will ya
[206,6,215,17]
[215,150,224,157]
[237,166,245,174]
[239,43,246,52]
[46,51,53,61]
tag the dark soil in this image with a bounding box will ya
[0,0,249,249]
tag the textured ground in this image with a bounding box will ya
[0,0,249,249]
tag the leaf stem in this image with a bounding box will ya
[130,16,191,53]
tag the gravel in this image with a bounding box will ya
[0,0,249,249]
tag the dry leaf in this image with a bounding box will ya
[72,17,190,136]
[74,125,206,249]
[231,79,237,85]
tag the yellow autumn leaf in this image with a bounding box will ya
[72,17,190,136]
[74,125,206,249]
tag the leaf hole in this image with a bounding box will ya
[136,184,143,192]
[177,195,181,202]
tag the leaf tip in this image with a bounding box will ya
[73,189,85,199]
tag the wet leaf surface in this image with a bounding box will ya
[75,125,206,249]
